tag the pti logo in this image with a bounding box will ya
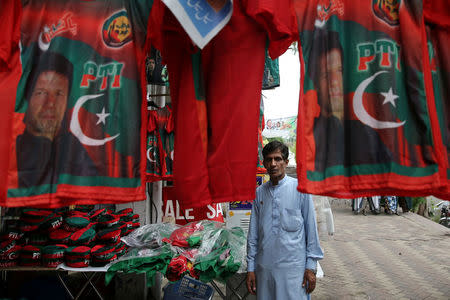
[102,10,132,47]
[373,0,400,26]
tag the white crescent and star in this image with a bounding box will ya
[70,94,120,146]
[38,26,51,51]
[381,87,399,107]
[96,108,110,125]
[353,70,406,129]
[147,147,155,162]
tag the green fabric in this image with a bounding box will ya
[194,227,244,282]
[105,244,174,287]
[262,49,280,90]
[186,235,201,247]
[194,247,241,283]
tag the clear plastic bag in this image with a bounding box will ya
[121,222,180,248]
[106,243,175,286]
[193,226,247,282]
[111,220,247,285]
[162,220,247,282]
[315,196,335,238]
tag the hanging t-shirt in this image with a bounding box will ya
[262,50,280,90]
[424,0,450,200]
[293,0,447,198]
[3,0,152,207]
[147,0,298,208]
[0,0,23,206]
[161,105,174,180]
[257,96,266,174]
[146,109,164,181]
[145,105,174,181]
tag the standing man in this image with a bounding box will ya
[246,140,323,299]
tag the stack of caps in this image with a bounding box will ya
[93,213,122,267]
[88,208,107,221]
[63,215,91,232]
[65,246,91,268]
[20,245,42,266]
[49,229,72,245]
[96,214,121,245]
[131,214,140,230]
[19,209,53,233]
[0,205,139,268]
[115,210,134,236]
[90,244,117,267]
[75,205,95,213]
[63,214,96,246]
[42,245,68,268]
[0,231,22,267]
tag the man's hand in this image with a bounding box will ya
[246,272,256,295]
[302,269,316,294]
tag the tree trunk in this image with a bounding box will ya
[417,203,427,216]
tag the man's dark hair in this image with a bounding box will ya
[25,51,73,100]
[307,29,343,88]
[262,140,289,160]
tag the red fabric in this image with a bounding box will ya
[424,1,450,199]
[243,0,298,58]
[166,255,189,282]
[163,221,204,248]
[148,0,296,207]
[0,0,22,68]
[0,0,22,204]
[424,0,450,27]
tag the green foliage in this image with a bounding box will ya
[289,42,298,54]
[262,138,296,158]
[411,197,427,212]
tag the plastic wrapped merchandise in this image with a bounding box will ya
[163,220,225,248]
[121,223,180,248]
[105,244,175,287]
[165,254,198,282]
[194,226,246,283]
[315,196,335,238]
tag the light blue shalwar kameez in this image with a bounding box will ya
[247,176,324,300]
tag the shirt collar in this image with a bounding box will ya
[269,175,288,187]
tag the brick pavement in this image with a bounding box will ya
[313,200,450,300]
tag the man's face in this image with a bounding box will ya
[317,48,344,121]
[263,149,288,182]
[147,59,155,72]
[26,71,69,140]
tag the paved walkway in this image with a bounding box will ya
[313,200,450,299]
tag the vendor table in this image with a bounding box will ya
[0,265,108,300]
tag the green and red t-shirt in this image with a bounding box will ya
[3,0,153,207]
[294,0,448,198]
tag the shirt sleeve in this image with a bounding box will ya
[301,193,324,270]
[243,0,298,59]
[0,0,22,69]
[424,0,450,27]
[246,193,260,272]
